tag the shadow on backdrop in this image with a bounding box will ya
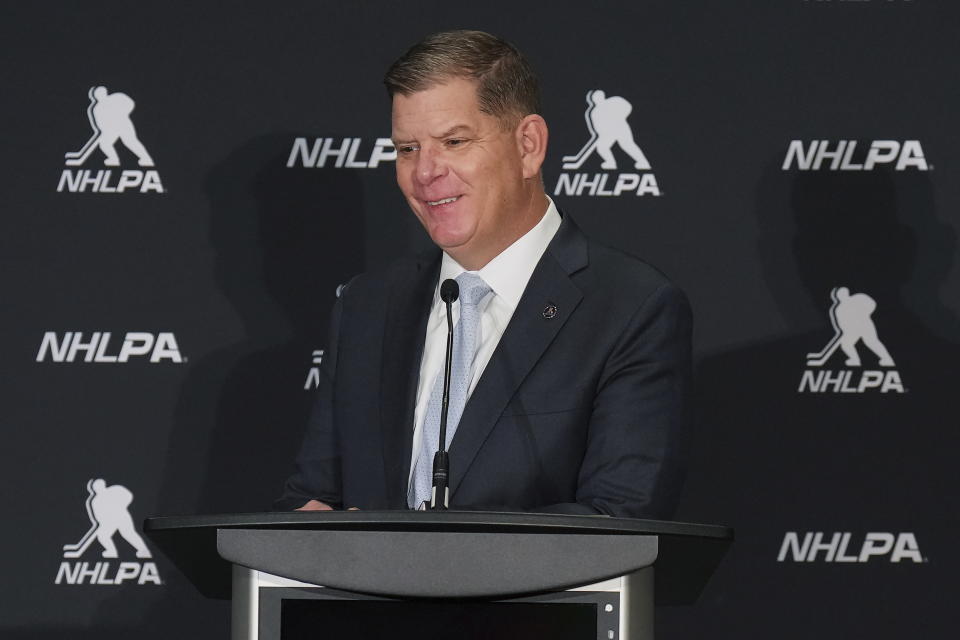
[77,134,366,640]
[660,159,960,638]
[162,133,365,517]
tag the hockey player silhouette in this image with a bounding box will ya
[62,478,152,559]
[64,86,154,167]
[562,89,651,170]
[806,287,896,367]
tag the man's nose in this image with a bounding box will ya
[415,147,446,184]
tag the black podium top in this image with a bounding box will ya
[145,511,731,603]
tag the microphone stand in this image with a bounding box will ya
[430,279,458,510]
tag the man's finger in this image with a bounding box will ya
[295,499,333,511]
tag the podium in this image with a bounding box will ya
[144,511,731,640]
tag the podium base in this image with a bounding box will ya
[232,565,654,640]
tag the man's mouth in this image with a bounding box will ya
[426,196,461,207]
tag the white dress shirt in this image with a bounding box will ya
[408,198,563,482]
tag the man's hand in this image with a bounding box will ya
[295,499,333,511]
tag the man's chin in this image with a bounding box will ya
[433,238,471,257]
[426,225,474,253]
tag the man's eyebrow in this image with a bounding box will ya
[434,125,475,139]
[392,125,476,146]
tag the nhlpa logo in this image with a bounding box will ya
[287,137,397,168]
[55,479,161,586]
[555,90,660,197]
[778,531,923,564]
[782,140,929,171]
[57,86,164,194]
[798,287,904,394]
[36,331,185,363]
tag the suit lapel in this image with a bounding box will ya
[448,216,589,497]
[379,252,440,508]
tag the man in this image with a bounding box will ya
[277,30,690,518]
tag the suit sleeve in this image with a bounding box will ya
[565,282,692,519]
[273,293,346,511]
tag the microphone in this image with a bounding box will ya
[440,278,459,304]
[430,278,459,510]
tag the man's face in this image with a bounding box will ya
[391,77,527,267]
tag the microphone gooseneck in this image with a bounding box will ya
[431,278,459,510]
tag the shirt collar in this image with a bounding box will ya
[435,197,562,310]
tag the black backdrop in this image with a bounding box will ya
[2,2,958,638]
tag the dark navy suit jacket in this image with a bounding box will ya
[277,215,691,518]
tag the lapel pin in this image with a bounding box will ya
[542,304,558,319]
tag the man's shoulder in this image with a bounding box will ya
[587,239,671,286]
[337,249,440,300]
[556,214,677,296]
[584,240,688,323]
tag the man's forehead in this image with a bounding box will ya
[391,80,488,137]
[392,79,480,112]
[394,74,480,102]
[391,119,481,141]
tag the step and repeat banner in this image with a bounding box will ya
[2,2,957,638]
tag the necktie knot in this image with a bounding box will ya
[455,272,491,307]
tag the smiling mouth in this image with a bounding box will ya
[426,196,461,207]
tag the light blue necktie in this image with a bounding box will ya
[408,272,492,509]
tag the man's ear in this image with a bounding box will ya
[516,114,548,179]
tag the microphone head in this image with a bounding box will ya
[440,278,459,303]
